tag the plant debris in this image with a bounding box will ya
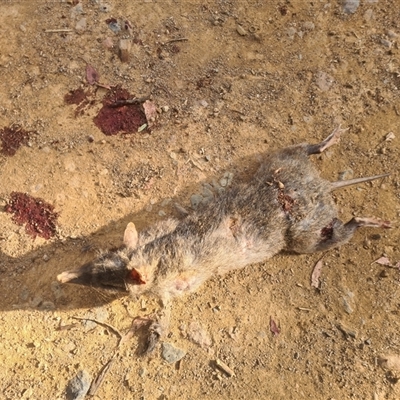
[0,125,34,156]
[86,64,100,85]
[270,317,280,336]
[311,258,323,288]
[215,358,235,377]
[93,86,148,135]
[5,192,58,239]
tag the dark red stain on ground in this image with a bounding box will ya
[5,192,59,239]
[93,86,147,135]
[0,125,34,156]
[64,88,87,105]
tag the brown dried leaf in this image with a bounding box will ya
[86,64,100,85]
[311,258,323,288]
[270,317,280,336]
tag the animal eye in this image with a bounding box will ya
[127,269,146,285]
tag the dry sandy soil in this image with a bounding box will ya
[0,0,399,399]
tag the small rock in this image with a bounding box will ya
[364,9,374,22]
[342,0,360,14]
[102,37,114,49]
[380,38,392,48]
[315,71,334,91]
[287,27,296,39]
[66,370,91,400]
[83,308,109,331]
[161,342,186,364]
[161,105,169,113]
[385,132,395,142]
[342,289,355,314]
[236,25,247,36]
[187,321,212,348]
[107,19,121,33]
[387,30,398,39]
[70,3,83,19]
[190,194,203,209]
[379,354,400,372]
[303,21,315,31]
[338,169,354,181]
[75,18,86,32]
[199,99,208,108]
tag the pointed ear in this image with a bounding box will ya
[123,222,139,250]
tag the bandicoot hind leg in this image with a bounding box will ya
[306,125,348,155]
[312,217,391,252]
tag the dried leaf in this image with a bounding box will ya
[311,258,323,288]
[86,64,100,85]
[270,316,280,336]
[372,256,392,267]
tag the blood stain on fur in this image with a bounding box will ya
[5,192,58,239]
[0,125,34,156]
[321,220,334,240]
[93,86,148,135]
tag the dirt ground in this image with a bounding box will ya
[0,0,399,399]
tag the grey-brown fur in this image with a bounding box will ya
[57,127,390,348]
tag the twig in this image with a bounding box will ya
[110,96,150,107]
[215,358,235,377]
[44,29,73,33]
[72,316,123,341]
[163,38,189,45]
[88,357,115,396]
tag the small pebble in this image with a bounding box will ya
[287,27,296,39]
[342,0,360,14]
[380,38,392,48]
[315,71,334,91]
[303,21,315,31]
[338,169,354,180]
[236,25,247,36]
[75,18,86,32]
[66,370,91,400]
[161,342,186,364]
[364,9,374,22]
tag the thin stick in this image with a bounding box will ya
[88,357,115,396]
[72,317,123,340]
[163,38,188,45]
[44,29,73,33]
